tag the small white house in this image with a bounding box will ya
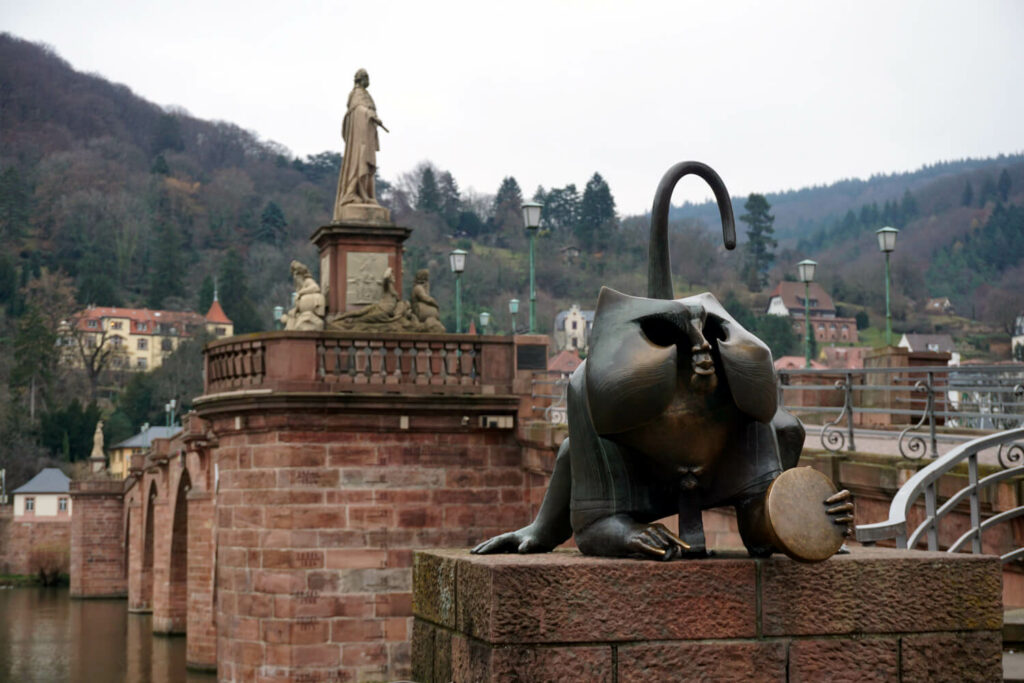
[11,468,72,518]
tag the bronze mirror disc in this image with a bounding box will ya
[765,466,845,562]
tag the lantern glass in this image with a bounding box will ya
[876,227,898,253]
[797,259,817,283]
[508,298,520,314]
[479,311,491,329]
[521,201,543,230]
[449,248,468,273]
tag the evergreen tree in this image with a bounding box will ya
[218,249,263,333]
[147,221,184,309]
[150,154,170,176]
[0,166,32,242]
[541,184,580,233]
[491,176,524,232]
[998,169,1012,202]
[416,167,442,214]
[961,181,974,207]
[257,200,287,245]
[740,193,777,292]
[899,190,919,225]
[151,113,185,156]
[980,175,999,206]
[438,171,461,228]
[198,274,215,314]
[577,173,617,251]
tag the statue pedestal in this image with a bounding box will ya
[412,547,1002,682]
[311,220,412,317]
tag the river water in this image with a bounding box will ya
[0,587,217,682]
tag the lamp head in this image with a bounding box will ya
[876,227,898,253]
[521,201,543,230]
[449,248,468,274]
[797,259,817,283]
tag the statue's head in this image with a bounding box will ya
[290,260,311,280]
[354,68,369,87]
[415,269,429,284]
[382,266,394,283]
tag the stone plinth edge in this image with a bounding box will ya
[412,547,1002,682]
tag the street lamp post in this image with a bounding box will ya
[521,202,543,333]
[797,259,817,368]
[876,227,899,347]
[165,398,176,427]
[508,299,520,336]
[449,248,468,333]
[478,311,490,335]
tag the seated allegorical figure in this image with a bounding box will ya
[281,260,326,331]
[409,269,445,333]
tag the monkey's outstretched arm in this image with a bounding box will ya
[472,438,572,554]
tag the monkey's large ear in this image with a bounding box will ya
[690,292,778,423]
[586,287,680,435]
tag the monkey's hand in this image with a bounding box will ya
[576,515,690,561]
[472,524,559,555]
[825,489,854,537]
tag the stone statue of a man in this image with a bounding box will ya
[333,68,389,219]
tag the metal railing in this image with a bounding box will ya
[855,427,1024,561]
[778,364,1024,464]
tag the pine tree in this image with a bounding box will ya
[198,275,214,314]
[491,176,523,232]
[218,250,263,333]
[415,167,442,215]
[541,184,580,233]
[577,173,617,251]
[147,221,184,308]
[740,193,777,292]
[257,201,287,245]
[438,171,461,228]
[961,181,974,207]
[998,169,1012,202]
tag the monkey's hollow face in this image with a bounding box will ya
[585,289,731,440]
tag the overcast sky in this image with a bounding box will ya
[4,1,1023,215]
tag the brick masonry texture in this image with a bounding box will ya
[3,515,70,577]
[69,480,125,598]
[412,547,1003,683]
[210,409,541,683]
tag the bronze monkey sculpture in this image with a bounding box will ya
[473,162,852,560]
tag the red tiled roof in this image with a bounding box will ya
[774,356,827,370]
[548,348,582,374]
[205,299,232,324]
[768,281,835,314]
[72,306,207,334]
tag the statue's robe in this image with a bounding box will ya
[334,86,379,216]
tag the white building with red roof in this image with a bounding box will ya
[62,300,233,372]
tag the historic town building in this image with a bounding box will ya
[766,281,859,344]
[60,300,232,372]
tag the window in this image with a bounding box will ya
[137,358,148,370]
[58,498,68,513]
[927,343,940,352]
[571,320,578,330]
[161,338,174,352]
[86,335,97,348]
[215,327,226,337]
[111,336,123,348]
[137,338,148,350]
[25,497,34,513]
[87,319,98,328]
[111,321,123,330]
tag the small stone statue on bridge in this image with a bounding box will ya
[281,261,326,331]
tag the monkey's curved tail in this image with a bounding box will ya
[648,161,736,300]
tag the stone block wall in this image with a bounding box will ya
[0,506,10,573]
[3,516,70,577]
[412,547,1003,682]
[69,479,126,597]
[203,402,538,682]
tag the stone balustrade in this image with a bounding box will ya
[203,331,516,397]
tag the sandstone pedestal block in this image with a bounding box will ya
[412,547,1003,682]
